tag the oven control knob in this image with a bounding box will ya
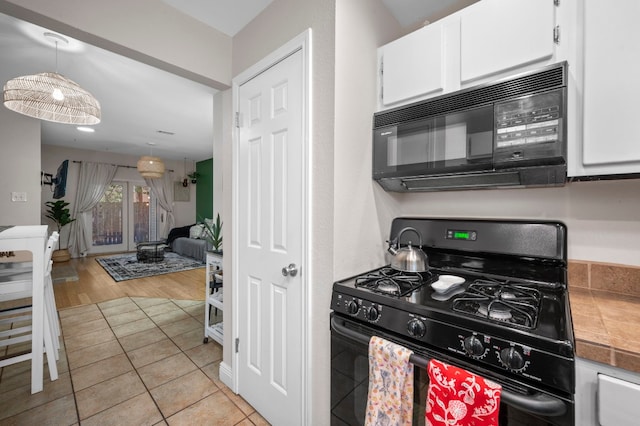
[407,319,426,338]
[366,306,380,321]
[500,347,525,371]
[463,336,484,357]
[345,300,359,315]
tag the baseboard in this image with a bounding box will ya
[219,361,234,391]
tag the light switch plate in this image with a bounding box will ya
[11,192,27,202]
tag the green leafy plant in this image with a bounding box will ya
[187,172,200,184]
[45,200,76,249]
[201,213,223,253]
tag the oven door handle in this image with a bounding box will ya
[330,316,567,417]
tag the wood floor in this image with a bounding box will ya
[53,255,205,310]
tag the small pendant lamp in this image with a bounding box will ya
[137,143,165,178]
[2,32,101,125]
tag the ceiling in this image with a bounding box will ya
[0,0,476,162]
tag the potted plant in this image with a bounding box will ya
[44,199,76,262]
[202,213,223,254]
[187,171,200,184]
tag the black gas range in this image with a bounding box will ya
[330,218,575,425]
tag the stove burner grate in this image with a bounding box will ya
[452,279,541,328]
[354,267,431,297]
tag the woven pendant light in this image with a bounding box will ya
[137,143,165,178]
[3,72,101,125]
[2,33,101,125]
[137,156,165,178]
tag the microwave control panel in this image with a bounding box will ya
[495,91,562,150]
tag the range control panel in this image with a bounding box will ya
[331,290,573,394]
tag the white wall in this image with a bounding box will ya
[0,105,41,225]
[41,144,197,251]
[395,179,640,267]
[0,0,232,89]
[212,91,224,220]
[333,0,404,280]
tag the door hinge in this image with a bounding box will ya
[554,0,560,6]
[553,25,560,44]
[235,112,241,128]
[235,337,240,353]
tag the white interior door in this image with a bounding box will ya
[235,46,306,425]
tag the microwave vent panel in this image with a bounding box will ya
[374,64,566,129]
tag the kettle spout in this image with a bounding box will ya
[386,239,398,255]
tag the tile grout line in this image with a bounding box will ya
[1,297,250,425]
[81,296,164,423]
[85,296,228,424]
[59,310,84,426]
[138,298,255,424]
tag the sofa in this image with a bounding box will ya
[166,224,211,263]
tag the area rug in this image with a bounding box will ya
[51,264,79,284]
[96,252,204,282]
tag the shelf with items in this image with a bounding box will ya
[204,251,223,345]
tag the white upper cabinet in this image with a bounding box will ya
[573,0,640,176]
[459,0,556,84]
[380,22,445,107]
[378,0,560,110]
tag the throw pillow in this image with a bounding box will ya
[190,224,205,239]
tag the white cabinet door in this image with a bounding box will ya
[580,0,640,172]
[598,374,640,425]
[381,22,444,106]
[460,0,555,84]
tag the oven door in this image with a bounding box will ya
[330,314,574,426]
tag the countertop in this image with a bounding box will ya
[568,261,640,374]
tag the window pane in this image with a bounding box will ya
[133,185,151,243]
[92,184,123,246]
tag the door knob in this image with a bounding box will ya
[282,263,298,277]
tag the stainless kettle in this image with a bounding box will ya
[387,227,429,272]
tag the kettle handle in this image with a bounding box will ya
[396,227,423,247]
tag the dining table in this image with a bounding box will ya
[0,224,48,394]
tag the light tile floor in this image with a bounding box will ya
[0,297,270,425]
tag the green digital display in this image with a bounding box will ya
[447,229,477,241]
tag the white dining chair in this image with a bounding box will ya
[0,231,60,384]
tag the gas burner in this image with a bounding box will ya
[452,278,541,328]
[376,279,400,294]
[354,267,432,297]
[478,303,513,321]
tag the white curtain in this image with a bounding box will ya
[69,162,118,257]
[144,172,175,239]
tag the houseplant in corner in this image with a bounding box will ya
[45,199,76,262]
[202,213,223,255]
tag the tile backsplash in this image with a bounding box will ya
[569,260,640,298]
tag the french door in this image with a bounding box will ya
[90,181,157,253]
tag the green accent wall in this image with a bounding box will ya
[195,158,213,221]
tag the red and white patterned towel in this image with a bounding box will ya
[426,359,502,426]
[365,336,414,426]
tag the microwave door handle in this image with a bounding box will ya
[330,315,567,417]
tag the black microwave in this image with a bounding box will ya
[373,62,567,192]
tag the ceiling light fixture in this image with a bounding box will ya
[2,32,101,125]
[76,126,95,133]
[137,143,165,178]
